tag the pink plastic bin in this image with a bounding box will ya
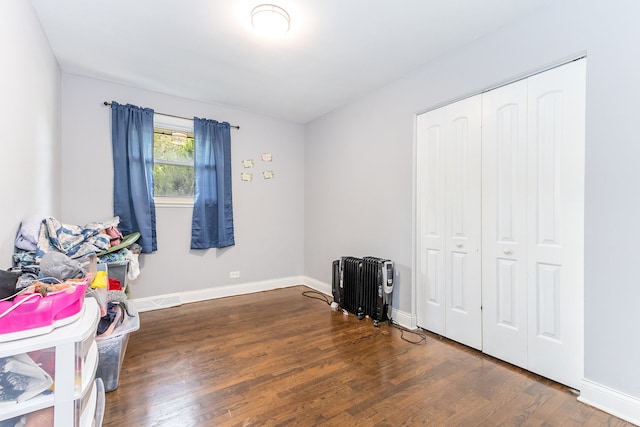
[0,281,88,342]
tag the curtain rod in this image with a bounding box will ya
[103,102,240,129]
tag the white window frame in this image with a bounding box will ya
[153,114,195,206]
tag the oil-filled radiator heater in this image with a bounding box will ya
[331,256,394,326]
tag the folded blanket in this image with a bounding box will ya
[15,215,45,252]
[35,217,118,261]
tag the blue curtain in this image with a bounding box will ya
[191,117,234,249]
[111,102,157,253]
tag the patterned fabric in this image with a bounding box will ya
[35,217,117,261]
[0,354,53,403]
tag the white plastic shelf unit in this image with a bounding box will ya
[0,298,103,427]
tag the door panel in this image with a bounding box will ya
[535,262,561,340]
[535,91,562,245]
[496,104,520,242]
[496,258,518,327]
[481,79,528,368]
[526,59,585,389]
[416,110,447,335]
[416,95,482,349]
[445,96,482,350]
[450,252,466,310]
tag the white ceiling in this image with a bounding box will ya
[31,0,548,123]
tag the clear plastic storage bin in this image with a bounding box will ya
[95,301,139,392]
[106,261,129,291]
[0,299,101,427]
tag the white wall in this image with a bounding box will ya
[60,74,305,299]
[6,0,639,420]
[304,0,640,417]
[0,1,61,265]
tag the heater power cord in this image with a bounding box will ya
[389,320,427,345]
[301,290,428,345]
[301,290,331,305]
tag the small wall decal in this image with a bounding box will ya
[241,172,253,182]
[261,153,273,162]
[242,159,254,168]
[263,170,275,180]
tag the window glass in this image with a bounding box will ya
[153,128,195,199]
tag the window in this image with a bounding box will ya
[153,115,194,202]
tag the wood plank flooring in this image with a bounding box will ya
[102,286,631,426]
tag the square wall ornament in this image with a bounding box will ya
[263,170,275,180]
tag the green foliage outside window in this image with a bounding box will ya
[153,131,195,198]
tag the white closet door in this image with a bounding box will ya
[417,59,585,389]
[416,96,482,349]
[481,79,529,367]
[444,96,482,350]
[416,108,447,335]
[526,59,585,389]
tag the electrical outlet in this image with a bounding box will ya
[229,271,240,279]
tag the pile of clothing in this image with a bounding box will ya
[97,291,134,337]
[3,215,141,359]
[15,215,140,335]
[14,215,113,265]
[0,216,143,415]
[13,215,140,274]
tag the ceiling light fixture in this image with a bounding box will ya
[251,4,290,37]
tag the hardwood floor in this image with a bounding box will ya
[103,286,631,426]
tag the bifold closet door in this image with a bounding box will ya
[481,79,529,369]
[482,59,585,389]
[444,98,482,350]
[525,59,585,389]
[416,95,482,350]
[416,107,447,336]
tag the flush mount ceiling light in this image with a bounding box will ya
[251,4,290,36]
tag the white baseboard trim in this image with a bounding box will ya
[134,293,182,312]
[300,276,332,296]
[391,308,416,330]
[132,276,419,331]
[133,276,306,312]
[578,378,640,426]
